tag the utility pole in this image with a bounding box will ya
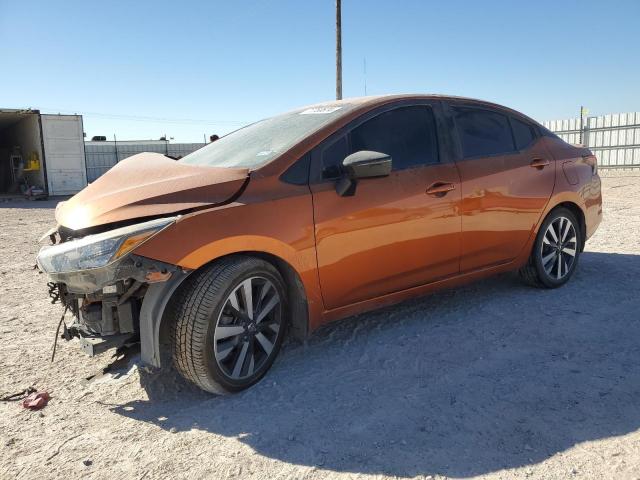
[336,0,342,100]
[113,134,119,163]
[579,106,588,145]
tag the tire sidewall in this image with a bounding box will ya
[533,208,582,288]
[202,260,288,392]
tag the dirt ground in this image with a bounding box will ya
[1,175,640,480]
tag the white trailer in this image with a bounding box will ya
[41,114,88,195]
[0,109,87,197]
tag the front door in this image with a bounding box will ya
[448,104,555,272]
[310,103,462,310]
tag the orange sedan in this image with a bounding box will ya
[37,95,602,394]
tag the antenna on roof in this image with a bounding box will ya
[363,57,367,96]
[336,0,342,100]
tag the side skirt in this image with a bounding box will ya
[319,258,526,326]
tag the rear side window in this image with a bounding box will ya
[350,106,439,170]
[511,117,536,150]
[454,107,515,158]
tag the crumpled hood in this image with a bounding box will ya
[55,152,249,230]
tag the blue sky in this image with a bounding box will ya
[1,0,638,142]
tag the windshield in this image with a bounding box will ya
[179,104,353,169]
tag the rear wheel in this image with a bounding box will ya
[519,207,582,288]
[170,256,287,394]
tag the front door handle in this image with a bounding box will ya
[426,182,456,197]
[530,158,550,170]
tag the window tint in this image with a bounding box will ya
[280,153,310,185]
[511,117,535,150]
[321,135,348,179]
[454,107,515,158]
[350,106,439,170]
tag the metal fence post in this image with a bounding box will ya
[544,110,640,169]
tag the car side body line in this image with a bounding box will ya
[320,190,594,326]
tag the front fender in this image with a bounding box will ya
[133,189,325,331]
[176,234,306,271]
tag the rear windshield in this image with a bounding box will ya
[179,104,353,169]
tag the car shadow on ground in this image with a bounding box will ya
[111,251,640,478]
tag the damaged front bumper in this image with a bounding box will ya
[47,254,186,358]
[37,216,191,365]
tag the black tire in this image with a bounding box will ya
[169,256,288,394]
[519,207,582,288]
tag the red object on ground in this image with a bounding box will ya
[21,391,50,410]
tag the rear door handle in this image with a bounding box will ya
[530,158,550,170]
[426,182,456,197]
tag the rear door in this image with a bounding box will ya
[41,114,88,195]
[310,101,462,310]
[447,103,555,272]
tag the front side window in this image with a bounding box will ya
[320,135,349,180]
[318,105,439,180]
[454,107,515,158]
[350,106,439,170]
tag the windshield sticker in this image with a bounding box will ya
[300,106,343,115]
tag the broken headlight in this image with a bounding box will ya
[36,216,177,274]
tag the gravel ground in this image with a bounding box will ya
[1,175,640,480]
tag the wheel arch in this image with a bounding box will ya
[230,251,310,342]
[547,201,587,252]
[141,250,310,368]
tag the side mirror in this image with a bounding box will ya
[335,150,392,196]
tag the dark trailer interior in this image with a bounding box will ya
[0,109,46,197]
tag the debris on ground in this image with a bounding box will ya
[21,391,50,410]
[0,387,36,402]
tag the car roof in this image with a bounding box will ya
[255,94,539,178]
[298,94,537,124]
[301,93,501,108]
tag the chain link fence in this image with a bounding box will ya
[84,141,206,182]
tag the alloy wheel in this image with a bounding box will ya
[540,216,578,280]
[213,276,282,380]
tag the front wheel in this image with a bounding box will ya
[170,256,288,394]
[519,207,582,288]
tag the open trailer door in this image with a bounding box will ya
[41,114,87,196]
